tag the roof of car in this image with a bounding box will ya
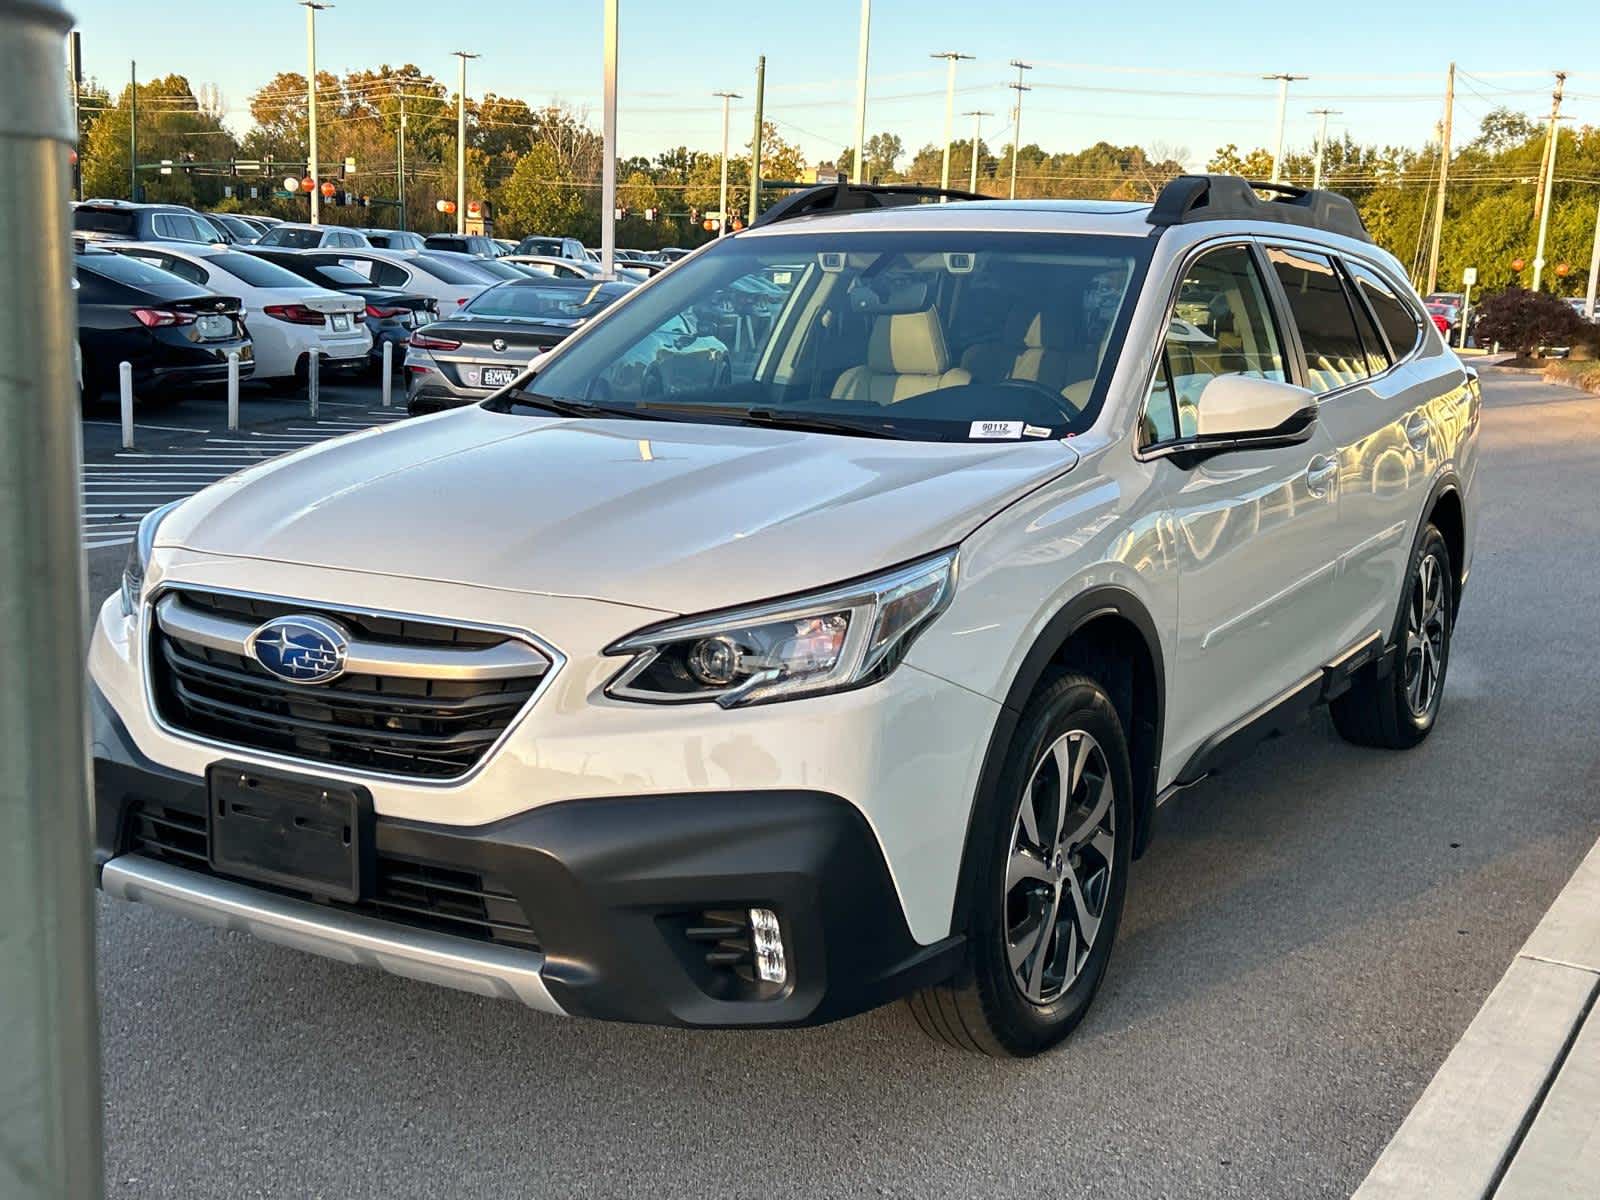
[737,198,1158,240]
[111,240,230,258]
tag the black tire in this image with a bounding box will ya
[907,673,1133,1057]
[1331,524,1453,750]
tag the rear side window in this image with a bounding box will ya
[1267,247,1370,394]
[1347,261,1422,361]
[73,207,136,237]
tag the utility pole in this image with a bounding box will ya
[128,59,137,200]
[1309,108,1340,189]
[931,51,973,194]
[714,90,740,235]
[851,0,871,184]
[964,109,992,193]
[1008,59,1032,200]
[1264,72,1308,184]
[301,2,329,225]
[1532,70,1567,293]
[1424,63,1455,296]
[0,3,105,1197]
[452,50,479,236]
[1532,71,1566,227]
[396,91,406,230]
[748,55,765,226]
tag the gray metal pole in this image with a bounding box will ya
[747,56,764,227]
[302,2,326,226]
[128,60,136,200]
[851,0,870,184]
[453,51,478,236]
[396,91,406,231]
[599,4,616,276]
[1007,61,1031,201]
[714,90,739,236]
[931,52,970,194]
[226,350,240,430]
[0,4,105,1198]
[307,349,319,417]
[964,109,990,193]
[1532,71,1566,293]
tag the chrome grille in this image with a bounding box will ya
[148,589,553,781]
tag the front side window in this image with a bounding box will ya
[1347,260,1422,361]
[1267,247,1370,394]
[507,230,1151,442]
[1144,244,1285,444]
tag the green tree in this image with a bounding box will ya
[495,142,591,240]
[80,74,236,202]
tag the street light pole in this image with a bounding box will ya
[714,90,740,236]
[396,91,406,231]
[452,50,479,237]
[748,55,765,227]
[599,1,616,275]
[931,51,973,194]
[0,2,105,1195]
[128,59,137,200]
[1309,107,1340,190]
[1008,59,1032,200]
[1584,193,1599,320]
[301,2,330,225]
[851,0,870,184]
[963,109,991,193]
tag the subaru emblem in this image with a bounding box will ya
[246,615,350,685]
[492,337,507,352]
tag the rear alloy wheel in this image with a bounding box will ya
[906,673,1131,1056]
[1331,524,1453,749]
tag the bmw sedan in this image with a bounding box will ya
[405,277,633,415]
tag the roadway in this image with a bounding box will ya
[87,370,1600,1198]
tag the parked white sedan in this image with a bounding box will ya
[107,242,369,386]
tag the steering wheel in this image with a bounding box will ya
[983,379,1078,425]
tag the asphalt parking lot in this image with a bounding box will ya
[87,370,1600,1199]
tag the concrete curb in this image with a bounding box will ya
[1352,839,1600,1199]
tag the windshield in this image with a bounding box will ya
[260,227,323,248]
[464,281,631,321]
[504,230,1151,441]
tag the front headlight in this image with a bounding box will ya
[120,500,183,618]
[605,550,958,707]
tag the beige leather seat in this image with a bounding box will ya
[831,309,971,405]
[962,309,1094,398]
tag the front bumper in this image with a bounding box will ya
[93,688,964,1028]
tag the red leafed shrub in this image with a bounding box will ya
[1473,287,1584,358]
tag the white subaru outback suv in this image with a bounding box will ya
[92,176,1478,1057]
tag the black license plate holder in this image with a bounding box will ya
[208,763,372,902]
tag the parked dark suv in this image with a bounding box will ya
[73,200,229,246]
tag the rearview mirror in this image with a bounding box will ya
[1193,375,1316,442]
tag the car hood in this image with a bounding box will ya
[159,406,1078,615]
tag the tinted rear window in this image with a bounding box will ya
[261,228,324,249]
[207,252,311,288]
[311,264,370,286]
[413,254,491,285]
[464,281,630,320]
[76,253,195,292]
[74,208,136,236]
[1267,247,1370,394]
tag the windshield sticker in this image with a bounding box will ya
[1022,424,1053,439]
[969,420,1024,440]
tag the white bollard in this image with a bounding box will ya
[226,350,240,431]
[382,340,393,408]
[307,349,319,418]
[119,360,134,449]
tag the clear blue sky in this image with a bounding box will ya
[68,0,1599,170]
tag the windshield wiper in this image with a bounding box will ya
[491,392,679,422]
[736,408,902,440]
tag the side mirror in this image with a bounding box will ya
[1193,374,1317,443]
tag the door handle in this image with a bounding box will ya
[1305,455,1338,498]
[1404,413,1430,453]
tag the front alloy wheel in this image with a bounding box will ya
[905,673,1132,1057]
[1405,550,1448,719]
[1005,730,1115,1005]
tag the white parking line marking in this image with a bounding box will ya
[83,420,213,434]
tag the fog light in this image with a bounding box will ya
[749,907,786,985]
